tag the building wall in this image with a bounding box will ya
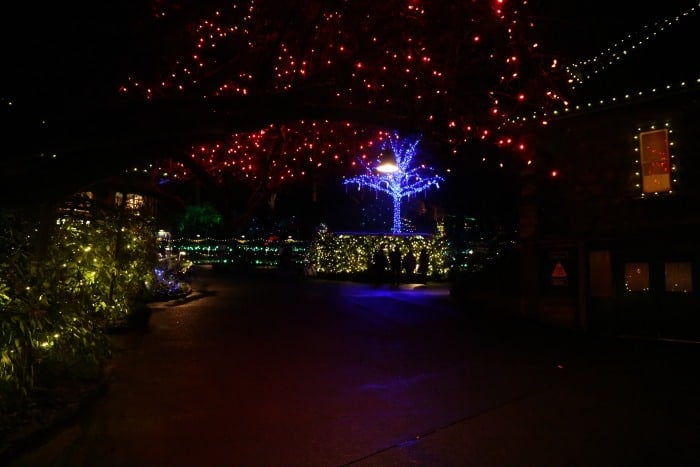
[519,88,700,339]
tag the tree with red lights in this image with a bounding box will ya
[2,1,571,223]
[119,0,570,223]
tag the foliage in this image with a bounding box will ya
[176,203,224,238]
[0,205,158,419]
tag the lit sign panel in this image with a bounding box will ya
[639,129,671,193]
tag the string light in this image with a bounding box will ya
[510,3,699,124]
[566,3,700,88]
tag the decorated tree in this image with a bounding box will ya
[343,133,442,234]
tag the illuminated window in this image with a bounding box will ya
[125,194,144,211]
[116,192,145,211]
[665,262,692,293]
[624,262,649,292]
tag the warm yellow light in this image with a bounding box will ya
[377,162,399,173]
[377,149,399,173]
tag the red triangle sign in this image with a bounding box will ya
[551,261,567,278]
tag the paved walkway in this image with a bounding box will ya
[5,266,700,466]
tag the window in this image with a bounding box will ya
[624,262,649,292]
[115,192,145,212]
[125,194,144,211]
[665,262,692,293]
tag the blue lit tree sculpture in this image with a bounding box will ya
[343,134,443,234]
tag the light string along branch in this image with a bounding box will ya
[507,2,700,125]
[567,2,700,87]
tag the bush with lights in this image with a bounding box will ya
[0,205,158,424]
[307,223,449,280]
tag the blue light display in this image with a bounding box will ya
[343,133,443,234]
